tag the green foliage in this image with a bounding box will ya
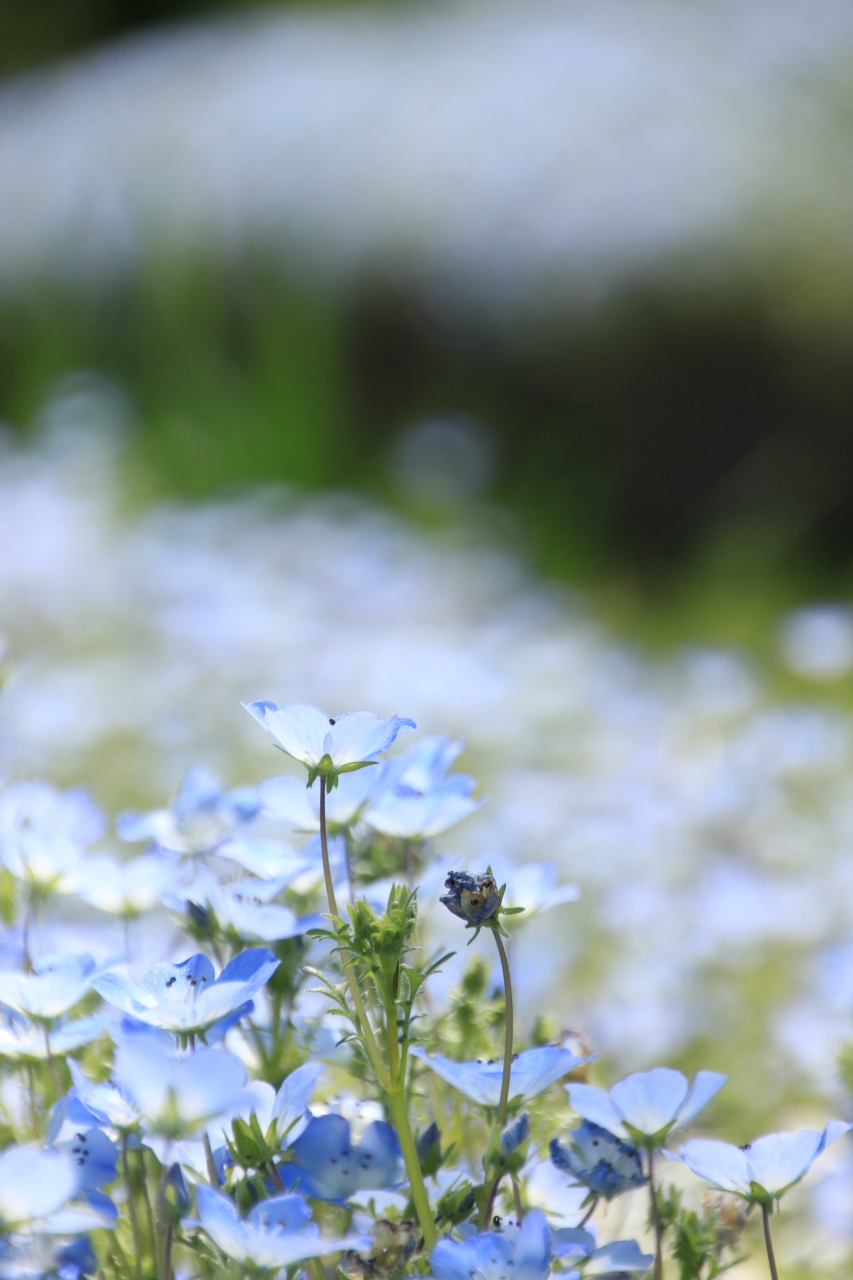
[657,1187,747,1280]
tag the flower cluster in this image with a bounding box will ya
[0,698,848,1280]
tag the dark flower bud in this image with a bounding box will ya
[440,871,501,927]
[341,1220,418,1279]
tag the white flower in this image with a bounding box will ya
[0,1147,77,1230]
[0,1013,106,1061]
[66,853,176,916]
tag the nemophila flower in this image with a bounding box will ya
[66,853,176,917]
[431,1214,652,1280]
[0,1146,77,1230]
[0,1012,106,1062]
[362,736,483,838]
[66,1059,141,1130]
[92,948,279,1035]
[217,1062,326,1149]
[54,1129,119,1222]
[669,1121,851,1204]
[195,1187,369,1268]
[216,837,317,882]
[112,1037,246,1138]
[483,857,579,919]
[164,867,322,943]
[440,871,502,927]
[287,1113,403,1201]
[116,765,261,856]
[259,770,377,832]
[0,783,103,891]
[0,955,101,1021]
[567,1067,727,1147]
[550,1121,648,1199]
[411,1045,591,1106]
[243,702,416,787]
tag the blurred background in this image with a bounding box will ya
[4,0,853,1271]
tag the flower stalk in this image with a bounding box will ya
[762,1204,780,1280]
[478,928,514,1230]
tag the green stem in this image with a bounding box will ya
[121,1134,143,1280]
[648,1147,663,1280]
[42,1024,60,1099]
[139,1150,157,1272]
[107,1229,133,1280]
[388,1084,437,1252]
[478,930,514,1230]
[318,779,390,1090]
[762,1204,780,1280]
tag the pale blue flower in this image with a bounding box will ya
[567,1067,727,1146]
[243,702,416,785]
[431,1213,652,1280]
[215,838,316,881]
[66,1059,141,1130]
[259,770,377,832]
[54,1130,118,1223]
[212,1062,325,1149]
[412,1045,591,1107]
[669,1121,851,1202]
[112,1037,246,1137]
[287,1113,403,1201]
[117,765,261,856]
[484,857,579,919]
[195,1187,369,1268]
[0,1147,77,1230]
[363,736,483,838]
[550,1121,648,1199]
[431,1209,552,1280]
[0,1013,107,1062]
[92,948,279,1035]
[66,854,175,917]
[164,868,322,943]
[0,784,103,891]
[0,955,101,1021]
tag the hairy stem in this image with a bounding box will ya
[318,778,390,1089]
[478,929,514,1230]
[383,981,436,1251]
[648,1148,663,1280]
[121,1134,143,1280]
[762,1204,780,1280]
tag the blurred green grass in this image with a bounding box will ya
[4,250,853,676]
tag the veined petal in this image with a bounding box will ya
[746,1130,824,1196]
[243,703,331,767]
[609,1068,688,1137]
[674,1071,727,1127]
[273,1063,326,1141]
[566,1084,629,1140]
[327,712,416,766]
[513,1210,551,1280]
[584,1239,655,1274]
[672,1139,751,1196]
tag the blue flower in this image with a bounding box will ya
[195,1187,370,1269]
[0,955,101,1021]
[669,1120,851,1203]
[363,736,483,838]
[243,702,416,786]
[287,1113,402,1201]
[66,1059,141,1129]
[431,1213,652,1280]
[213,1063,326,1153]
[567,1067,727,1146]
[259,770,377,832]
[0,1012,107,1062]
[117,765,261,856]
[0,1147,78,1230]
[66,853,175,917]
[92,948,279,1035]
[51,1129,119,1223]
[0,783,103,891]
[164,867,323,943]
[112,1037,246,1138]
[412,1045,592,1106]
[431,1209,552,1280]
[550,1121,648,1199]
